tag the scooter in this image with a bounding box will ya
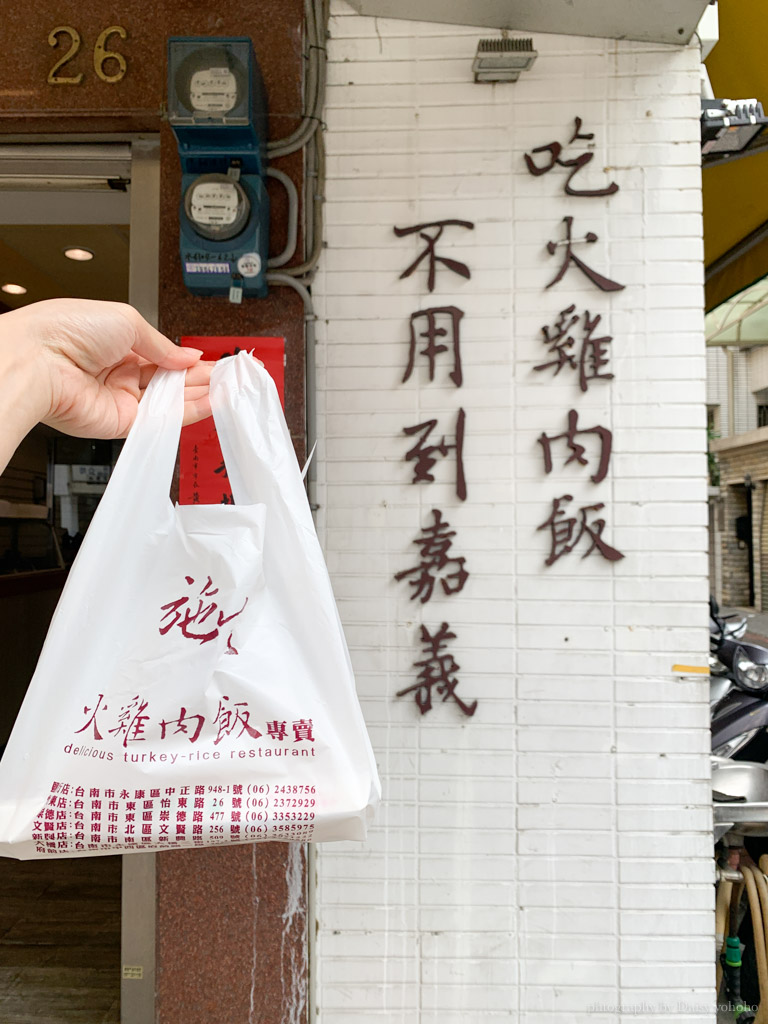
[711,595,748,670]
[711,598,768,761]
[709,600,768,1020]
[711,596,748,712]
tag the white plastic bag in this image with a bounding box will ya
[0,352,380,859]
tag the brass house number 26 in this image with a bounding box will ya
[47,26,128,85]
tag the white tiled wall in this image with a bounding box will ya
[312,5,713,1021]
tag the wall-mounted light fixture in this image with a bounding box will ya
[472,38,537,84]
[701,97,768,165]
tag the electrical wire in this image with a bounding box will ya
[272,1,328,278]
[265,272,318,510]
[268,0,328,158]
[265,167,299,268]
[267,0,318,155]
[264,0,329,515]
[266,0,327,277]
[284,127,325,278]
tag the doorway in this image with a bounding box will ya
[0,139,157,1024]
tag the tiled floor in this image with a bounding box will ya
[0,855,121,1024]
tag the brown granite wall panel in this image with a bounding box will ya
[156,843,307,1024]
[0,1,305,135]
[0,2,163,128]
[0,2,309,1021]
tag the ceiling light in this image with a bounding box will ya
[1,283,27,295]
[64,247,94,261]
[473,38,537,84]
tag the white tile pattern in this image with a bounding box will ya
[312,5,713,1021]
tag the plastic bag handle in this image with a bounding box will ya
[112,354,295,515]
[103,363,186,511]
[209,352,312,524]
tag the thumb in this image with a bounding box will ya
[130,318,203,370]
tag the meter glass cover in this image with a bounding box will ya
[184,175,250,241]
[189,67,238,113]
[190,180,239,226]
[168,41,251,124]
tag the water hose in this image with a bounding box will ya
[743,866,768,1023]
[753,866,768,968]
[721,875,751,1024]
[718,876,734,993]
[720,868,757,1024]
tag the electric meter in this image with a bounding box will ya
[168,37,269,300]
[189,68,239,114]
[169,42,251,125]
[184,174,250,241]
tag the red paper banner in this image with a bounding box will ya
[178,336,285,506]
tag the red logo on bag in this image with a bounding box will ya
[159,575,247,649]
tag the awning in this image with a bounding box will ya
[346,0,710,46]
[706,275,768,346]
[705,0,768,312]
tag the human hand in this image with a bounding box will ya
[8,297,211,434]
[0,298,213,475]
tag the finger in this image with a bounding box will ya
[181,394,212,427]
[181,384,211,403]
[127,310,203,370]
[138,359,213,390]
[184,361,214,387]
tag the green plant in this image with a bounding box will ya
[708,424,721,487]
